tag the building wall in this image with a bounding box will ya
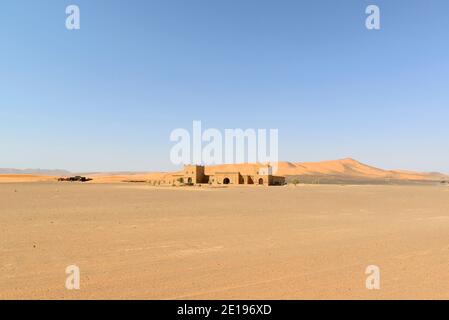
[253,175,268,185]
[269,175,286,186]
[211,172,241,185]
[152,165,285,186]
[243,175,255,184]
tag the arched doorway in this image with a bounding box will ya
[187,177,192,184]
[258,178,264,185]
[223,178,230,185]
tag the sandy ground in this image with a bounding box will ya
[1,182,449,299]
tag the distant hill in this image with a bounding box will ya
[0,168,71,176]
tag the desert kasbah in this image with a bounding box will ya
[153,164,286,186]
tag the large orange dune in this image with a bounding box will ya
[274,158,447,181]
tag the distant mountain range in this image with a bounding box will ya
[0,168,71,176]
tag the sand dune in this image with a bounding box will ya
[278,158,447,181]
[85,172,167,183]
[0,174,57,183]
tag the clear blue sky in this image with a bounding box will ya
[1,0,448,173]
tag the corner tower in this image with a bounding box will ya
[183,165,207,184]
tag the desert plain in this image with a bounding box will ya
[1,181,449,299]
